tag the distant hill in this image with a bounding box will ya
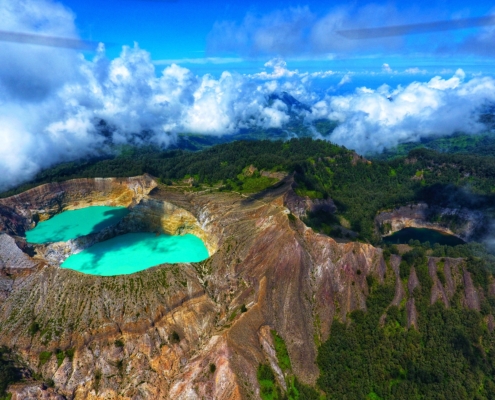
[372,132,495,160]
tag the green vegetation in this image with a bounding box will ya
[257,332,322,400]
[272,331,291,372]
[38,351,52,367]
[0,347,22,398]
[0,139,346,198]
[375,132,495,160]
[28,321,39,336]
[114,339,125,348]
[65,348,75,362]
[258,364,282,400]
[317,253,495,399]
[55,349,65,367]
[221,167,278,194]
[293,147,495,242]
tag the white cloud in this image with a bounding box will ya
[405,67,427,74]
[309,70,495,154]
[1,0,495,192]
[382,63,393,73]
[153,57,244,65]
[0,1,316,191]
[252,58,299,79]
[338,73,352,87]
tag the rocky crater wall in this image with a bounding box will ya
[0,175,157,237]
[0,175,217,267]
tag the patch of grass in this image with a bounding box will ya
[271,330,291,372]
[294,188,324,199]
[239,176,277,193]
[257,364,281,400]
[38,351,52,367]
[65,348,75,362]
[228,310,238,321]
[55,349,65,368]
[28,322,39,336]
[114,339,124,348]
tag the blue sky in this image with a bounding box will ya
[61,0,494,78]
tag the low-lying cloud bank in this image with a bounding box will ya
[1,0,495,192]
[312,70,495,154]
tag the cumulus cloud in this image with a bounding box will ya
[0,43,315,190]
[0,0,319,191]
[0,0,81,101]
[382,63,393,73]
[310,69,495,154]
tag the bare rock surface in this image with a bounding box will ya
[0,233,37,271]
[9,383,65,400]
[463,268,481,311]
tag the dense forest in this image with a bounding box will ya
[4,138,495,244]
[375,132,495,160]
[318,244,495,400]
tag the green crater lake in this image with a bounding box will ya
[383,227,465,246]
[61,232,209,276]
[26,206,130,244]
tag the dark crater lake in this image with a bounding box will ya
[383,227,465,246]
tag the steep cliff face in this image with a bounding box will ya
[283,182,336,219]
[0,176,156,237]
[0,176,489,399]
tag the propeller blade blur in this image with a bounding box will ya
[0,30,101,50]
[338,15,495,39]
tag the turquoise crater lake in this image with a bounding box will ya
[26,206,130,244]
[61,232,209,276]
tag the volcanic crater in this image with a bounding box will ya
[1,174,484,399]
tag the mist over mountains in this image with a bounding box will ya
[1,0,495,192]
